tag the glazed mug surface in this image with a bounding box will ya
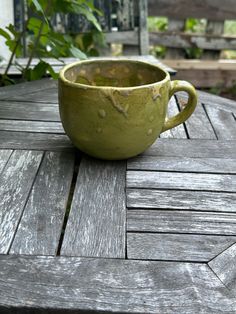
[59,59,197,160]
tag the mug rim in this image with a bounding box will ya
[59,58,170,90]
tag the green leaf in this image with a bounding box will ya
[25,60,48,80]
[28,17,50,36]
[47,64,59,79]
[28,0,48,23]
[71,3,102,31]
[0,28,11,40]
[69,46,87,59]
[6,24,19,37]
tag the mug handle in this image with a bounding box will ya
[161,80,198,133]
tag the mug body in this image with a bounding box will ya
[59,59,171,160]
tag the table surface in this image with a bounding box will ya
[0,58,236,313]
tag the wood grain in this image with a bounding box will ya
[10,152,75,255]
[128,155,236,174]
[0,100,60,121]
[0,131,73,151]
[209,243,236,293]
[204,106,236,140]
[183,103,216,139]
[0,150,12,173]
[0,119,64,134]
[138,0,149,55]
[202,20,224,59]
[148,0,236,21]
[144,139,236,158]
[165,19,185,59]
[0,79,57,100]
[127,233,236,262]
[164,68,236,89]
[127,189,236,212]
[149,31,236,51]
[178,90,236,114]
[0,150,43,254]
[11,88,58,104]
[61,157,126,258]
[0,255,235,313]
[127,209,236,235]
[127,171,236,192]
[160,96,187,139]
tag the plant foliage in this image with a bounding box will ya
[0,0,103,86]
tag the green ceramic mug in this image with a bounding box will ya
[59,59,197,160]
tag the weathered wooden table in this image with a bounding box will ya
[0,72,236,313]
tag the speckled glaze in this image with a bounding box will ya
[59,59,197,160]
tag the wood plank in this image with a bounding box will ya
[0,119,64,133]
[127,189,236,212]
[209,243,236,293]
[0,131,73,151]
[144,139,236,158]
[11,88,58,104]
[204,106,236,140]
[0,150,43,254]
[138,0,149,55]
[182,102,216,139]
[160,96,187,139]
[127,233,236,262]
[61,157,126,258]
[127,171,236,193]
[105,30,139,45]
[177,89,236,114]
[202,21,224,59]
[148,0,236,21]
[0,78,57,100]
[127,210,236,235]
[149,32,236,51]
[0,255,235,313]
[171,68,236,89]
[165,19,186,59]
[128,156,236,174]
[10,151,75,255]
[0,100,60,121]
[0,150,12,173]
[164,59,236,71]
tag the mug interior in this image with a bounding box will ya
[63,60,166,88]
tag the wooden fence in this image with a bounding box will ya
[148,0,236,87]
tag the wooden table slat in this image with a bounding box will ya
[0,100,60,121]
[204,105,236,140]
[127,233,236,262]
[127,189,236,212]
[10,88,58,104]
[10,151,75,255]
[209,243,236,294]
[0,119,64,134]
[0,131,73,151]
[160,96,187,139]
[178,90,236,114]
[0,79,57,100]
[0,255,235,313]
[0,150,13,173]
[61,157,126,258]
[127,209,236,235]
[144,138,236,158]
[182,102,216,139]
[0,150,43,254]
[128,155,236,174]
[127,171,236,192]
